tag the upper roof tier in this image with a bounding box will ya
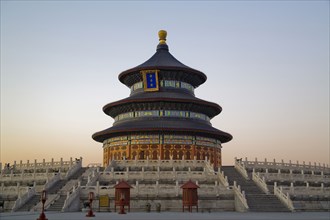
[118,30,207,88]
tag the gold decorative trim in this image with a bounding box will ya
[141,70,159,92]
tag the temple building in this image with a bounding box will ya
[92,30,232,167]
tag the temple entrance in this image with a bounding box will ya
[139,151,144,160]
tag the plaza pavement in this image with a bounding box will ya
[0,211,329,220]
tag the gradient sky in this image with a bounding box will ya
[1,1,329,166]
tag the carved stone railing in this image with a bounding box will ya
[44,173,61,191]
[256,171,329,183]
[242,157,329,173]
[1,157,82,175]
[274,183,294,211]
[234,157,249,180]
[65,157,82,180]
[217,168,229,187]
[109,158,207,168]
[62,184,81,212]
[252,171,269,194]
[233,181,249,212]
[11,187,36,212]
[86,170,99,186]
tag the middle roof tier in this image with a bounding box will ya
[103,91,222,119]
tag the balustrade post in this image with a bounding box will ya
[265,168,268,173]
[20,160,23,170]
[43,159,46,167]
[125,167,129,180]
[0,162,2,175]
[156,180,159,196]
[13,161,17,170]
[290,182,294,194]
[21,169,24,180]
[306,182,309,188]
[16,182,20,197]
[51,158,54,167]
[135,180,139,192]
[273,158,276,166]
[264,158,267,165]
[111,167,114,178]
[255,157,258,165]
[97,181,100,195]
[286,192,290,204]
[70,157,73,168]
[60,158,63,169]
[141,167,144,180]
[34,159,37,173]
[27,160,30,168]
[289,160,292,167]
[176,180,179,196]
[281,159,284,166]
[314,162,317,168]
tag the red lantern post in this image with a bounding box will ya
[37,190,48,220]
[118,193,126,214]
[86,192,95,217]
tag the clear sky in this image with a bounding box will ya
[1,1,329,166]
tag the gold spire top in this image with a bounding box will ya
[158,30,167,44]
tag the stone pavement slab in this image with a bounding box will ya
[0,212,330,220]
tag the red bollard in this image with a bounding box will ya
[86,192,95,217]
[37,190,48,220]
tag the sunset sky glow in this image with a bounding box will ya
[1,1,329,166]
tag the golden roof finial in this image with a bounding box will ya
[158,30,167,45]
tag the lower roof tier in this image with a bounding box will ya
[92,118,232,143]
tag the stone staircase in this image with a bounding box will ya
[46,195,66,211]
[45,168,87,211]
[15,168,87,212]
[16,194,40,212]
[221,166,289,212]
